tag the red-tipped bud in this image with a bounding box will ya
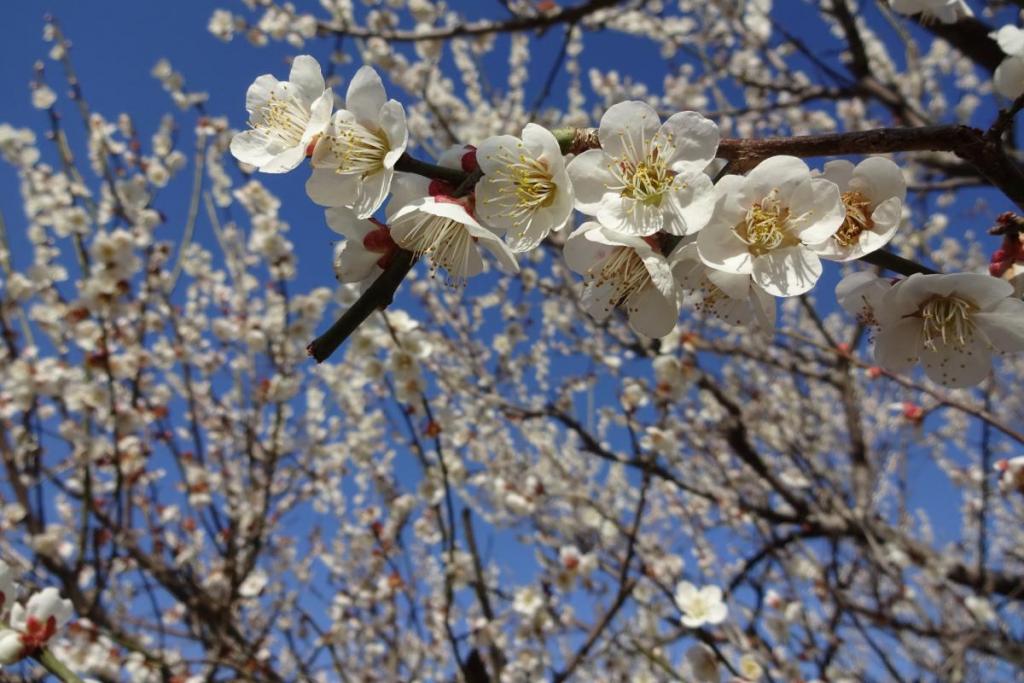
[461,145,478,173]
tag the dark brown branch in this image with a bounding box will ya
[307,249,416,363]
[917,14,1003,73]
[318,0,622,42]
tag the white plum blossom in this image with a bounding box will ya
[675,581,728,628]
[475,123,574,252]
[512,586,545,619]
[387,178,518,285]
[994,456,1024,496]
[230,55,333,173]
[811,158,905,261]
[307,66,408,217]
[325,206,398,284]
[564,222,681,338]
[874,273,1024,388]
[567,101,718,237]
[889,0,972,23]
[697,156,845,297]
[739,654,764,681]
[673,242,776,331]
[992,25,1024,100]
[836,271,894,328]
[0,587,74,664]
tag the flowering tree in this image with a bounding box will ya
[4,0,1024,681]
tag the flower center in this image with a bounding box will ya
[485,150,557,227]
[392,211,475,287]
[919,295,976,351]
[588,247,652,311]
[250,91,311,147]
[612,147,675,207]
[325,121,390,177]
[834,191,874,247]
[735,189,791,256]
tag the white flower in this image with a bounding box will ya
[674,582,728,628]
[697,156,845,297]
[230,55,333,173]
[684,643,719,682]
[739,654,764,681]
[889,0,972,24]
[810,158,905,261]
[673,242,776,331]
[326,207,398,284]
[964,595,997,624]
[512,586,544,618]
[387,178,518,285]
[476,123,574,252]
[0,587,74,664]
[992,25,1024,99]
[994,456,1024,494]
[874,273,1024,388]
[31,85,57,110]
[307,66,408,218]
[835,271,894,328]
[564,222,680,338]
[567,100,718,237]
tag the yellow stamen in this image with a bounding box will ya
[834,191,874,247]
[919,295,975,351]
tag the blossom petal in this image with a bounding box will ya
[474,230,520,274]
[741,156,809,207]
[245,74,278,116]
[697,223,752,275]
[260,145,306,174]
[820,159,854,190]
[325,206,375,241]
[788,178,844,244]
[564,223,612,274]
[751,246,822,297]
[599,100,661,162]
[994,25,1024,57]
[974,297,1024,353]
[663,171,715,236]
[335,241,382,283]
[566,149,618,216]
[995,56,1024,100]
[289,55,326,104]
[874,317,923,372]
[580,280,617,321]
[306,168,360,207]
[659,111,720,174]
[379,100,408,168]
[230,129,276,168]
[477,135,522,175]
[345,65,387,125]
[306,90,335,141]
[597,196,662,236]
[522,123,563,166]
[851,157,906,205]
[921,341,992,388]
[350,168,393,218]
[627,286,679,338]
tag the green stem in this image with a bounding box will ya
[35,647,86,683]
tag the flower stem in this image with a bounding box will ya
[35,647,86,683]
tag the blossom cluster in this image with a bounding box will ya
[229,55,1024,389]
[0,563,74,665]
